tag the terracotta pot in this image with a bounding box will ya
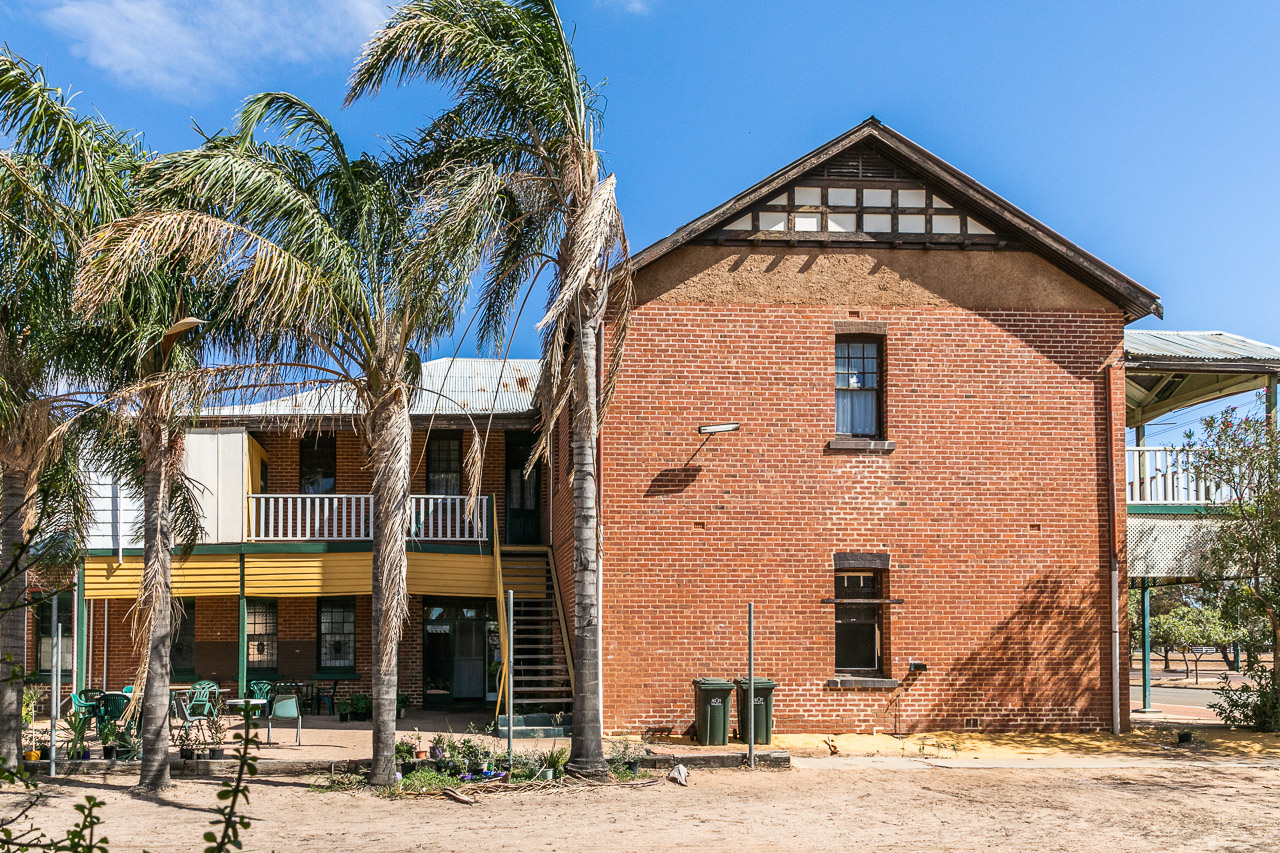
[415,750,429,760]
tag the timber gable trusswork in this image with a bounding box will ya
[709,143,1006,248]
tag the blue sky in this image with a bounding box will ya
[5,0,1278,439]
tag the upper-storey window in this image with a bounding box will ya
[300,434,336,494]
[427,433,462,495]
[835,336,881,437]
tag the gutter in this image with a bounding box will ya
[1105,362,1122,735]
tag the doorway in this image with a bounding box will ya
[505,431,541,545]
[422,598,498,705]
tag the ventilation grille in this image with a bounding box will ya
[808,145,907,180]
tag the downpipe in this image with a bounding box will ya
[1105,362,1121,736]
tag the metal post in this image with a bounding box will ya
[50,615,60,777]
[506,589,514,774]
[74,564,87,694]
[238,554,247,698]
[1141,579,1152,711]
[747,602,755,769]
[1135,423,1147,502]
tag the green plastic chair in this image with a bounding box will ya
[69,693,98,715]
[248,680,274,716]
[121,685,133,694]
[266,694,302,745]
[187,681,219,717]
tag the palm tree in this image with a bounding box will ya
[0,55,132,766]
[347,0,632,777]
[0,51,227,789]
[78,92,470,786]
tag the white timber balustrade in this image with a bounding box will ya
[1125,447,1219,504]
[248,494,487,541]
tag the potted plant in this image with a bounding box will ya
[99,720,120,761]
[540,746,568,779]
[396,692,411,720]
[63,711,93,760]
[336,698,351,723]
[349,693,372,722]
[35,732,50,761]
[22,729,39,762]
[21,686,39,731]
[429,732,447,760]
[176,727,197,760]
[409,728,428,760]
[395,737,417,777]
[205,709,230,760]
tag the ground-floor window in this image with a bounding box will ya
[246,598,278,672]
[422,598,498,703]
[35,592,73,675]
[317,597,356,671]
[171,598,195,678]
[835,571,883,673]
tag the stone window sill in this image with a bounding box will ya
[826,676,900,690]
[827,438,895,452]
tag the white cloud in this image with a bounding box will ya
[38,0,390,100]
[596,0,651,14]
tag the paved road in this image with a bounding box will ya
[1130,684,1214,709]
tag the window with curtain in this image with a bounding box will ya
[318,598,356,671]
[35,593,73,675]
[246,599,278,670]
[835,337,882,437]
[427,433,462,495]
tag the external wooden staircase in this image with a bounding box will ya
[495,545,574,733]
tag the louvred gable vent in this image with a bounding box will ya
[808,145,906,180]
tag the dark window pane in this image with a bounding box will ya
[246,599,278,669]
[299,435,336,494]
[318,598,356,670]
[836,623,878,670]
[171,598,195,674]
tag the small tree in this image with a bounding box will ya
[1188,402,1280,729]
[1150,605,1239,684]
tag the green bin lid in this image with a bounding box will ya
[734,677,777,688]
[692,677,735,688]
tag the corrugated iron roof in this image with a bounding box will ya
[1124,331,1280,364]
[212,358,541,418]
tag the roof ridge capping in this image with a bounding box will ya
[631,116,1163,322]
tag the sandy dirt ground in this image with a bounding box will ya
[5,761,1280,852]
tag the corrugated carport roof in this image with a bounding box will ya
[1124,331,1280,427]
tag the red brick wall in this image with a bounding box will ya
[599,302,1127,734]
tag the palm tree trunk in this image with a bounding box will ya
[0,467,31,766]
[138,417,174,790]
[566,319,607,778]
[368,390,412,786]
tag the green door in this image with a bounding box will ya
[505,431,541,545]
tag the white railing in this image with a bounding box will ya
[248,494,487,542]
[1126,447,1216,504]
[410,495,487,541]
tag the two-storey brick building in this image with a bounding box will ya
[551,117,1163,735]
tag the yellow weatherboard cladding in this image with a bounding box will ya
[83,551,496,599]
[83,554,240,599]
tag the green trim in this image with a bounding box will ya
[238,554,247,699]
[311,670,360,681]
[86,540,494,557]
[74,563,87,694]
[1127,504,1221,515]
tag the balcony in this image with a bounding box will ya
[247,494,489,542]
[1125,446,1222,505]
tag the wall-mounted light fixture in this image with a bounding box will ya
[697,422,741,435]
